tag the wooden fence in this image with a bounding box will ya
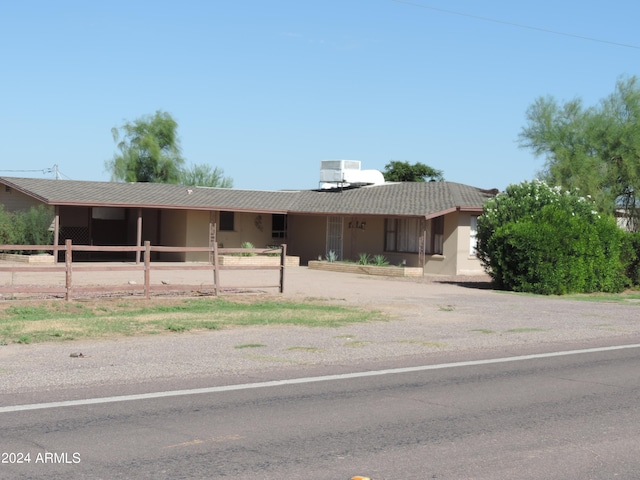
[0,240,286,301]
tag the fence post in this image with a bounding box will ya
[212,242,220,296]
[279,244,286,293]
[65,239,72,301]
[144,241,151,299]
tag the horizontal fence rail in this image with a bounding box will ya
[0,241,287,301]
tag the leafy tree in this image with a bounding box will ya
[179,164,233,188]
[519,76,640,230]
[383,161,443,182]
[107,110,185,183]
[476,180,629,294]
[106,111,234,188]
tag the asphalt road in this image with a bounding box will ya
[2,345,640,480]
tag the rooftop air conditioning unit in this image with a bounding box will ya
[319,160,361,183]
[319,160,385,188]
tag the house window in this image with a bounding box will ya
[272,214,287,239]
[384,218,421,253]
[219,211,234,231]
[431,216,444,255]
[469,215,478,255]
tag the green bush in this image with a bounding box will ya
[477,180,629,294]
[624,231,640,286]
[0,205,54,254]
[0,205,16,246]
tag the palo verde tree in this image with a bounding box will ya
[519,76,640,230]
[383,160,443,182]
[106,110,233,188]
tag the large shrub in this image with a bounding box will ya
[0,205,54,254]
[0,205,16,246]
[477,180,629,294]
[625,231,640,286]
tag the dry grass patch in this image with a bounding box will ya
[0,297,385,344]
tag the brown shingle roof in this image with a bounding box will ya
[0,177,297,213]
[294,182,495,216]
[0,177,495,217]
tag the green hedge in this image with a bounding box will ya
[477,180,632,294]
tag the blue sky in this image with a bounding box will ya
[1,1,638,191]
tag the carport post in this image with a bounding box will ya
[212,242,220,296]
[279,244,286,293]
[65,239,72,301]
[135,208,143,264]
[144,241,151,299]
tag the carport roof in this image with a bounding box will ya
[0,177,496,217]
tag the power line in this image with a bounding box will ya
[392,0,640,50]
[0,164,72,180]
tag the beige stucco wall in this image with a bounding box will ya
[0,186,43,212]
[423,211,484,276]
[159,209,187,261]
[185,210,210,262]
[342,216,384,261]
[288,214,422,267]
[287,214,327,264]
[215,212,280,250]
[454,211,485,275]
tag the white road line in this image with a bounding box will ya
[2,343,640,414]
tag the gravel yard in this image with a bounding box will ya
[1,267,640,399]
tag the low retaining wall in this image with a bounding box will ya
[218,255,300,267]
[308,260,422,277]
[0,253,55,264]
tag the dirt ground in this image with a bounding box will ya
[1,266,640,400]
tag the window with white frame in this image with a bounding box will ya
[469,215,478,255]
[384,218,422,253]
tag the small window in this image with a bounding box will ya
[469,215,478,255]
[432,216,444,255]
[272,214,287,239]
[219,211,235,231]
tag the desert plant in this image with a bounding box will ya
[357,253,371,265]
[266,245,281,257]
[325,250,338,262]
[372,254,389,266]
[240,241,256,256]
